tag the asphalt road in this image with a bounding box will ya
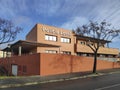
[1,73,120,90]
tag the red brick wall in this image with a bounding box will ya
[40,53,120,76]
[0,53,120,76]
[0,53,40,76]
[97,60,114,70]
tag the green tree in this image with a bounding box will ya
[73,20,120,73]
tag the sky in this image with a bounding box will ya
[0,0,120,50]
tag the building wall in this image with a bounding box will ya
[0,53,40,76]
[76,40,119,55]
[26,24,37,41]
[40,53,120,76]
[37,47,60,53]
[26,24,75,55]
[25,24,119,56]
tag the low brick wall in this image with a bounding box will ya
[0,53,120,76]
[0,53,40,76]
[40,53,120,76]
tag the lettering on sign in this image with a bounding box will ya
[42,26,71,37]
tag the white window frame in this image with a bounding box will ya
[61,37,70,43]
[45,35,57,41]
[61,51,71,55]
[45,50,57,54]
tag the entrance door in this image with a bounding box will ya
[12,65,18,76]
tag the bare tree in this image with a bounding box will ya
[0,18,22,45]
[73,20,120,73]
[0,18,22,76]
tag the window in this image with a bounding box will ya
[61,51,71,55]
[45,35,57,41]
[77,52,87,56]
[82,53,87,56]
[99,54,105,57]
[45,50,57,54]
[80,41,86,45]
[61,37,71,43]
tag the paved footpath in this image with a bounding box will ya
[0,69,120,89]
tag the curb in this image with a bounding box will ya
[0,71,120,88]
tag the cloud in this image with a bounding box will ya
[60,0,120,28]
[0,0,16,18]
[109,37,120,49]
[90,0,120,28]
[32,0,62,16]
[12,16,32,26]
[11,16,35,40]
[0,0,120,49]
[0,0,28,19]
[61,16,89,30]
[32,0,97,17]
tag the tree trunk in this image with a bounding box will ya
[93,51,97,73]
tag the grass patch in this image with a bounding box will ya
[0,76,14,79]
[0,76,21,79]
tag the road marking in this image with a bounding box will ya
[95,83,120,90]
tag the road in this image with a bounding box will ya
[1,73,120,90]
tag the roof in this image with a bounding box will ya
[2,40,60,52]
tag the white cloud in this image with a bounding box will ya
[0,0,16,18]
[90,0,120,28]
[61,16,89,30]
[0,0,28,19]
[32,0,97,17]
[12,16,32,26]
[0,0,120,49]
[109,37,120,49]
[33,0,61,16]
[12,16,35,40]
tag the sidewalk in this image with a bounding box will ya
[0,68,120,88]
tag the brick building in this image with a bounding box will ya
[2,24,119,57]
[0,24,120,76]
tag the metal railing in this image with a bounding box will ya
[97,57,119,62]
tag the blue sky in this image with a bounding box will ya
[0,0,120,50]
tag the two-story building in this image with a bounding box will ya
[1,23,120,76]
[2,23,119,58]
